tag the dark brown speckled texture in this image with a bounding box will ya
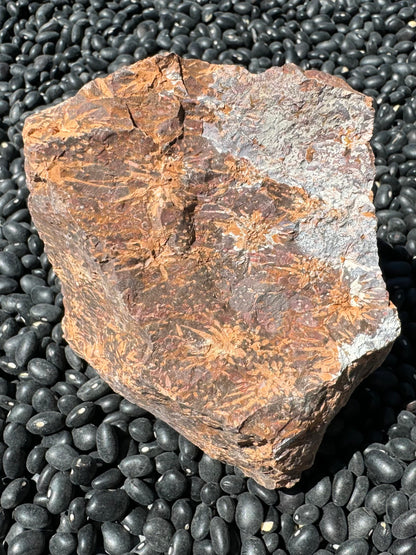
[23,53,400,488]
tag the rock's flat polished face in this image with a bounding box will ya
[23,53,400,488]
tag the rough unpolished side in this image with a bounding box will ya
[23,53,400,488]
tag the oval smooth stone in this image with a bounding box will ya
[155,469,187,502]
[293,503,320,526]
[68,497,86,532]
[336,538,369,555]
[3,446,26,479]
[389,538,416,555]
[235,493,264,535]
[191,503,212,540]
[287,524,320,555]
[401,460,416,494]
[247,478,278,505]
[332,469,354,507]
[216,496,235,524]
[364,450,404,484]
[77,376,110,401]
[220,475,245,495]
[392,509,416,540]
[372,521,393,552]
[386,491,409,524]
[46,471,73,514]
[26,411,64,435]
[8,530,46,555]
[91,468,123,490]
[319,503,347,544]
[65,402,95,428]
[1,477,30,509]
[45,444,78,471]
[241,536,266,555]
[77,523,96,555]
[12,503,50,530]
[210,516,230,555]
[347,507,377,539]
[388,437,416,461]
[198,454,223,483]
[305,476,332,508]
[0,251,23,278]
[96,422,119,463]
[346,476,369,512]
[143,517,174,552]
[365,484,396,515]
[101,521,133,555]
[169,529,192,555]
[15,331,38,366]
[49,532,77,555]
[128,417,154,442]
[86,489,129,522]
[118,454,153,478]
[171,498,194,530]
[121,506,147,536]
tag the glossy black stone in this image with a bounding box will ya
[86,488,129,522]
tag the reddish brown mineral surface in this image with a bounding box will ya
[23,53,400,488]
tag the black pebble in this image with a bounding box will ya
[372,521,393,552]
[319,502,347,544]
[155,468,187,501]
[209,516,230,555]
[77,523,96,555]
[86,489,129,522]
[191,503,212,540]
[386,491,409,523]
[12,503,49,530]
[121,506,147,536]
[46,471,73,514]
[241,535,266,555]
[171,498,193,530]
[169,528,192,555]
[0,477,30,509]
[392,509,416,540]
[124,477,155,506]
[7,530,45,555]
[293,503,320,525]
[347,507,377,539]
[346,475,369,512]
[235,492,264,535]
[143,516,174,552]
[336,538,369,555]
[96,422,119,463]
[118,454,153,478]
[332,469,354,506]
[101,521,133,555]
[26,411,64,435]
[49,532,77,555]
[305,476,332,508]
[287,524,320,555]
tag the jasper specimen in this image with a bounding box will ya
[23,53,400,488]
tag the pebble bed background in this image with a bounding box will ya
[1,0,416,554]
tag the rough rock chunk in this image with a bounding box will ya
[23,53,400,488]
